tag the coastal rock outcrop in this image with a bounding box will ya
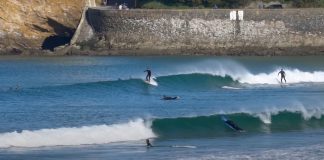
[0,0,86,54]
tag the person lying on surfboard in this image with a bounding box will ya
[278,69,286,83]
[144,68,152,82]
[162,95,180,100]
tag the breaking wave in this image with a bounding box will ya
[2,108,324,148]
[151,109,324,138]
[0,119,155,148]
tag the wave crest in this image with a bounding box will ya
[151,109,324,138]
[0,119,155,148]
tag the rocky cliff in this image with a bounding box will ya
[2,2,324,56]
[0,0,86,54]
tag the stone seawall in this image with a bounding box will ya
[73,8,324,55]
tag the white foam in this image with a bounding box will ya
[107,59,324,86]
[144,78,158,86]
[172,145,197,149]
[294,103,323,120]
[238,68,324,84]
[255,112,272,124]
[202,68,324,85]
[0,119,155,148]
[153,59,324,85]
[213,103,324,124]
[221,86,242,90]
[250,104,324,124]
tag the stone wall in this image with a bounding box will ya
[74,8,324,55]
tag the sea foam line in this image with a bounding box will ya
[0,119,155,148]
[238,69,324,84]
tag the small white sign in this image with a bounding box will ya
[238,11,244,20]
[230,11,236,20]
[230,10,244,20]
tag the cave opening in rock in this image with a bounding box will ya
[41,18,75,51]
[42,36,72,51]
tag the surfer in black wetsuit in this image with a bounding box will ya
[162,95,180,100]
[226,119,243,131]
[221,116,244,132]
[146,139,153,147]
[144,68,152,82]
[278,69,286,83]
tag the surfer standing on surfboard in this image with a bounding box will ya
[278,69,286,83]
[144,68,152,82]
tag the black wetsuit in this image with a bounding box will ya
[278,70,286,83]
[162,96,178,100]
[226,120,243,131]
[144,70,151,81]
[146,139,152,147]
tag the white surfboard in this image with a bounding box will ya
[144,78,158,86]
[276,78,288,87]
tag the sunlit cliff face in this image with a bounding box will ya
[0,0,85,53]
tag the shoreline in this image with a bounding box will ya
[1,46,324,56]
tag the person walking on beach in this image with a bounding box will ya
[278,69,286,83]
[144,68,152,82]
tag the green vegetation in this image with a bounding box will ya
[138,0,324,9]
[291,0,324,7]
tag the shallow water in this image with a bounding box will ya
[1,56,324,159]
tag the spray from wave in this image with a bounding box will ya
[17,59,324,91]
[0,119,155,148]
[238,69,324,84]
[152,60,324,85]
[151,107,324,138]
[1,108,324,148]
[116,60,324,85]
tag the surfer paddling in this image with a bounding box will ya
[146,139,153,147]
[144,68,152,82]
[162,95,180,100]
[278,69,286,83]
[221,116,244,132]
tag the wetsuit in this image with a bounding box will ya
[162,96,179,100]
[146,139,152,147]
[278,70,286,83]
[144,70,151,81]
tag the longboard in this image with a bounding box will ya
[276,78,288,88]
[144,78,158,86]
[221,116,244,132]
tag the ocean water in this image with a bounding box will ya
[1,56,324,160]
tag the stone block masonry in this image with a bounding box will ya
[74,8,324,55]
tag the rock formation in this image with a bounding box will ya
[0,0,86,54]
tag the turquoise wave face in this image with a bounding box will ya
[0,73,238,93]
[156,74,237,89]
[1,56,324,136]
[151,111,324,138]
[1,56,324,159]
